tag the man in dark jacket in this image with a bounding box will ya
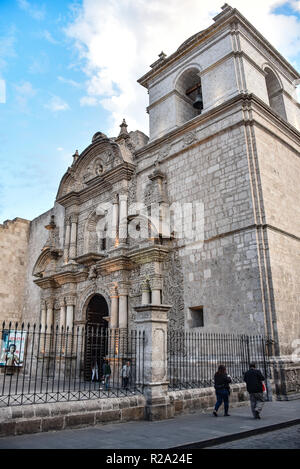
[244,362,265,419]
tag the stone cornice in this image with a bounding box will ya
[134,93,300,164]
[75,252,106,267]
[128,245,170,265]
[96,256,134,275]
[34,270,88,289]
[56,162,136,208]
[146,89,193,112]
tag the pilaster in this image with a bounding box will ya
[135,304,174,421]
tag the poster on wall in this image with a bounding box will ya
[0,330,27,367]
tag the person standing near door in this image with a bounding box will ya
[102,359,111,390]
[121,360,131,390]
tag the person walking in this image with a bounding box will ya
[121,361,131,390]
[213,364,232,417]
[244,362,265,419]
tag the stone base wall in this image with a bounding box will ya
[0,383,256,437]
[0,394,146,437]
[169,383,250,416]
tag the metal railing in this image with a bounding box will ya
[167,331,272,391]
[0,322,145,407]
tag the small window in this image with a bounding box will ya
[189,306,204,328]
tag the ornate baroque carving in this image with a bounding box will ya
[162,252,185,329]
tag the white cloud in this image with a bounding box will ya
[58,76,82,88]
[41,30,58,44]
[291,1,300,12]
[15,81,36,109]
[28,52,49,74]
[45,96,70,112]
[17,0,46,21]
[0,27,17,71]
[80,95,98,106]
[65,0,300,136]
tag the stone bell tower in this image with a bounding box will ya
[139,3,300,141]
[137,3,300,397]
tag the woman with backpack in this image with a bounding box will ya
[213,364,232,417]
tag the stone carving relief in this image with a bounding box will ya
[162,252,185,329]
[88,265,98,280]
[183,130,197,147]
[285,368,300,393]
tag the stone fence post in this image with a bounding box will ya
[134,304,174,421]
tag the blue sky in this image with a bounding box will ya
[0,0,299,223]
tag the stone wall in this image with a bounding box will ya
[0,383,251,437]
[22,203,65,325]
[253,120,300,354]
[0,394,146,437]
[135,100,265,334]
[0,218,30,324]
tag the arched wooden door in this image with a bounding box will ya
[84,294,109,380]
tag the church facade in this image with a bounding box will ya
[1,5,300,393]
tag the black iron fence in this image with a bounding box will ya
[0,322,145,407]
[168,331,272,392]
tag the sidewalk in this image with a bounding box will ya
[0,400,299,449]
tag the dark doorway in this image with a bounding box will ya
[84,294,109,381]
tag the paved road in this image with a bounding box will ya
[207,424,300,449]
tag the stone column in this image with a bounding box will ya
[58,297,66,330]
[111,194,119,247]
[109,285,119,329]
[118,286,128,329]
[118,193,128,245]
[69,214,78,260]
[40,301,47,333]
[45,298,54,332]
[141,279,151,305]
[135,304,173,421]
[65,296,75,330]
[63,218,71,264]
[150,276,162,305]
[45,298,54,355]
[64,296,76,371]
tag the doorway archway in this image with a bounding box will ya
[84,294,109,380]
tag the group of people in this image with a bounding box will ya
[91,359,131,391]
[91,358,265,418]
[213,362,266,419]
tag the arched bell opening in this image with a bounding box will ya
[84,294,109,381]
[265,67,287,121]
[175,67,203,127]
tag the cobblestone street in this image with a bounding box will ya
[207,424,300,449]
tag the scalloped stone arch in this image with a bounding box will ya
[32,248,55,277]
[56,140,123,200]
[78,285,111,322]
